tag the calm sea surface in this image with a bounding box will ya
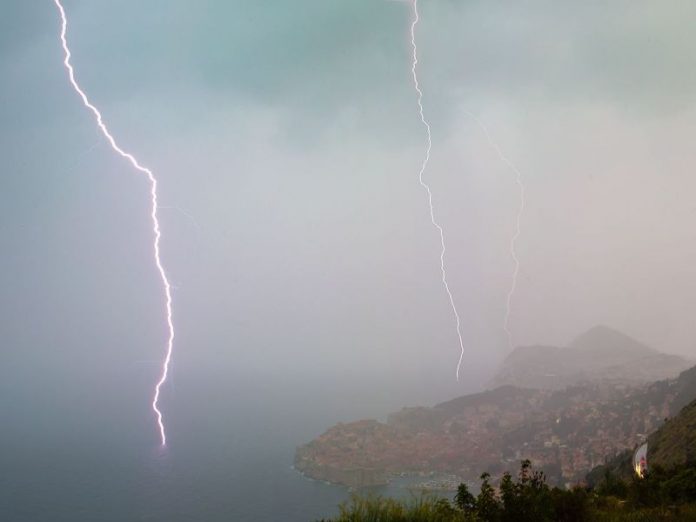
[0,367,455,521]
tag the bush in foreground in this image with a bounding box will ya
[319,460,696,522]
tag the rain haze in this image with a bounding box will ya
[2,1,696,521]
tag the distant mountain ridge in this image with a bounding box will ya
[489,325,692,390]
[296,327,696,489]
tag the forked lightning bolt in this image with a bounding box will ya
[463,112,526,352]
[53,0,174,445]
[410,0,465,381]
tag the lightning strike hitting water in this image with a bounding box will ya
[463,112,526,352]
[410,0,465,381]
[53,0,175,445]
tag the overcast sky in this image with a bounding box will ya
[2,1,696,413]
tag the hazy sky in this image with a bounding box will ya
[2,0,696,413]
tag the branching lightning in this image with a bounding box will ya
[463,112,526,352]
[53,0,174,445]
[410,0,465,381]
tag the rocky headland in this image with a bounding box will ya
[295,327,696,489]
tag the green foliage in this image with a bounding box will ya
[550,487,589,522]
[498,459,554,521]
[474,473,500,522]
[591,504,696,522]
[454,483,476,514]
[626,472,662,509]
[322,493,476,522]
[586,450,635,487]
[660,465,696,503]
[648,399,696,470]
[595,469,629,499]
[624,463,696,508]
[321,461,696,522]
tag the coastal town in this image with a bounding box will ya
[295,379,676,488]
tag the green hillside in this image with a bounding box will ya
[649,398,696,469]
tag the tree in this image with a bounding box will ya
[475,472,501,522]
[499,460,554,522]
[595,469,628,498]
[454,482,477,514]
[550,487,589,522]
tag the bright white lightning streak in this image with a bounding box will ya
[463,112,526,352]
[410,0,465,381]
[53,0,174,445]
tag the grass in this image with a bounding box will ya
[318,494,474,522]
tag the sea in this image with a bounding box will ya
[0,365,460,522]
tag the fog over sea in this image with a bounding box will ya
[0,365,476,522]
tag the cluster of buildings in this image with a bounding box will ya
[296,380,677,487]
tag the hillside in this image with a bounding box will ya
[648,399,696,469]
[585,365,696,485]
[296,363,696,488]
[586,401,696,486]
[489,325,692,390]
[297,353,696,489]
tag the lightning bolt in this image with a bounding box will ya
[463,112,525,352]
[410,0,465,381]
[53,0,175,445]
